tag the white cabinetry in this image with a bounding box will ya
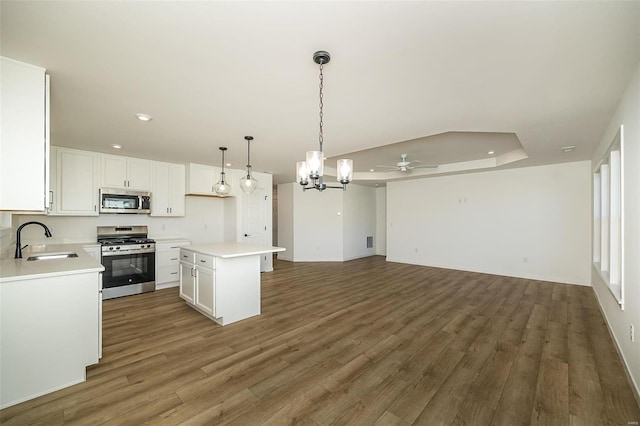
[151,162,185,216]
[179,250,217,318]
[156,240,189,289]
[194,254,216,317]
[186,163,229,197]
[178,244,283,325]
[179,255,195,304]
[101,155,152,190]
[0,270,100,409]
[49,147,100,216]
[0,57,49,211]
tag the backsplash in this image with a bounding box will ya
[12,196,227,247]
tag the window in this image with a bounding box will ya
[593,126,623,308]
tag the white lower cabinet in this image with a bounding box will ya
[179,250,216,317]
[155,240,190,289]
[179,260,195,304]
[194,258,216,317]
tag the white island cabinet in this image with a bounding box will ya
[179,243,284,325]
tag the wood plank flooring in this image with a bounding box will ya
[2,256,639,425]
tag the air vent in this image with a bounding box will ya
[366,236,373,249]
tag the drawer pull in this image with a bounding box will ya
[171,272,178,275]
[170,258,178,261]
[200,259,206,263]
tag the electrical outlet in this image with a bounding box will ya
[631,324,635,342]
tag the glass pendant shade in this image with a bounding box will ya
[336,159,353,184]
[296,161,309,185]
[214,146,231,196]
[240,171,258,194]
[306,150,323,178]
[214,172,230,196]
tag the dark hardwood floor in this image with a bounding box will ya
[2,256,639,425]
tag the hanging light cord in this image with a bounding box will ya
[319,59,324,154]
[246,139,252,179]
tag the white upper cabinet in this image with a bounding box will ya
[50,147,100,216]
[151,161,185,216]
[101,154,152,190]
[186,163,220,196]
[0,57,49,211]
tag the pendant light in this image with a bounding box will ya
[240,136,258,194]
[214,147,231,196]
[296,50,353,191]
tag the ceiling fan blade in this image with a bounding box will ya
[412,164,438,169]
[375,165,400,169]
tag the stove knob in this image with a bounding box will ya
[147,244,151,248]
[141,244,144,249]
[109,247,114,251]
[116,246,120,250]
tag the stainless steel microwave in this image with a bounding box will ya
[99,188,151,214]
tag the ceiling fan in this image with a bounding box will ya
[376,154,438,172]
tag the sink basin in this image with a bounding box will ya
[27,252,79,261]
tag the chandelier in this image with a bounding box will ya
[240,136,258,194]
[214,147,231,196]
[296,50,353,191]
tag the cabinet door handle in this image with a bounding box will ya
[170,257,178,261]
[171,272,178,275]
[200,259,206,263]
[244,233,250,237]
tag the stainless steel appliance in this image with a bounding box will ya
[98,225,155,300]
[99,188,151,214]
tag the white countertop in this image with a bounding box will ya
[0,243,104,283]
[181,242,285,258]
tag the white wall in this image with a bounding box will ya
[277,182,377,262]
[591,63,640,398]
[343,184,376,260]
[387,161,591,285]
[12,196,225,246]
[293,186,343,261]
[276,183,294,261]
[375,187,387,256]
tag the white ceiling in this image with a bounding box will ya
[2,1,639,185]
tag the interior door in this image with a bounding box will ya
[241,188,269,270]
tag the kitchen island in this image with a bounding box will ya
[179,243,285,325]
[0,244,104,409]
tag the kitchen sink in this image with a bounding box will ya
[27,252,79,261]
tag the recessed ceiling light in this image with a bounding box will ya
[562,145,576,153]
[135,113,152,122]
[226,163,232,167]
[488,151,495,155]
[370,169,375,172]
[111,144,122,149]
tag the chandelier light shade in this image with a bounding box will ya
[240,136,258,194]
[214,147,231,196]
[297,50,353,191]
[337,159,354,184]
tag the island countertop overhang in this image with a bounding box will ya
[181,242,285,259]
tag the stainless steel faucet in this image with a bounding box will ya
[14,221,53,259]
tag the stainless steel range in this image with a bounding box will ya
[97,225,155,300]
